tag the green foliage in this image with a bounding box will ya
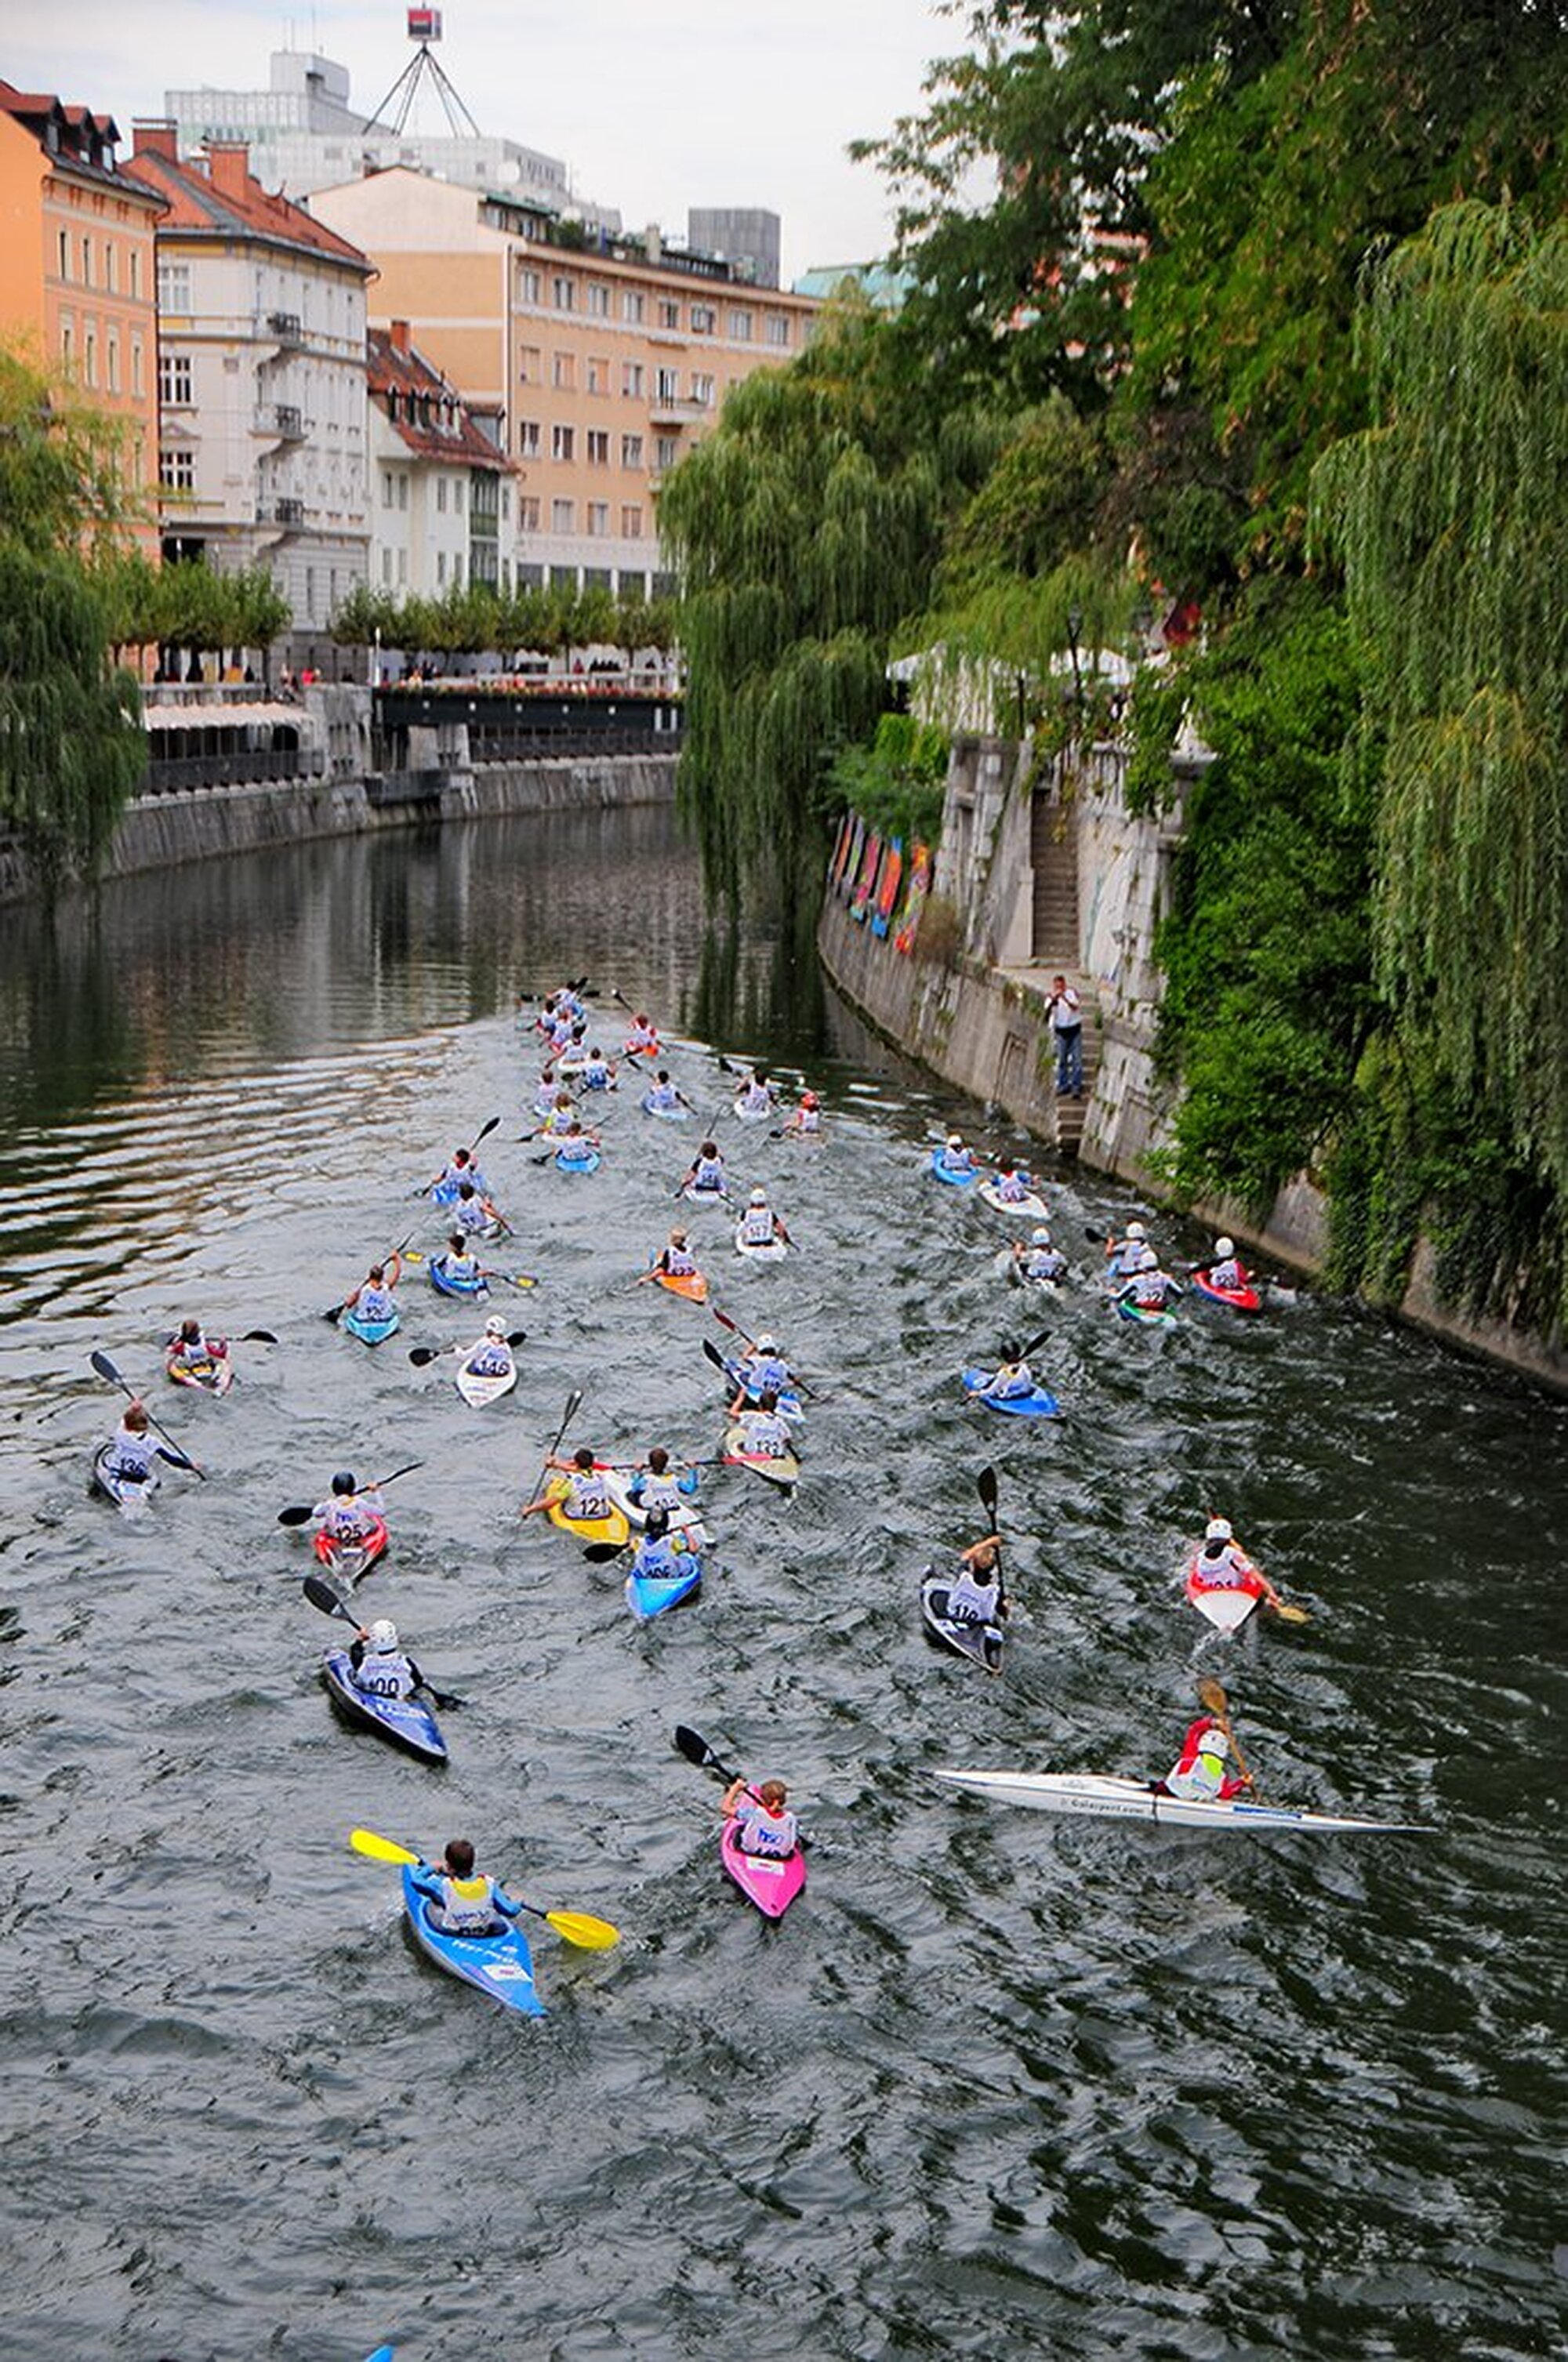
[93,557,291,659]
[830,713,949,847]
[329,579,677,660]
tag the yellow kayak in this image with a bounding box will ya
[544,1475,630,1548]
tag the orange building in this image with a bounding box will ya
[0,81,164,537]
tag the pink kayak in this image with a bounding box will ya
[1185,1562,1267,1634]
[720,1814,805,1919]
[1192,1269,1263,1313]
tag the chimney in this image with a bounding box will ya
[390,318,412,355]
[645,222,662,263]
[207,141,251,201]
[132,118,179,162]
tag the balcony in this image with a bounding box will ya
[255,403,305,441]
[648,396,709,426]
[270,497,305,527]
[266,310,303,346]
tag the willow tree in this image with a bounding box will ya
[659,305,996,906]
[1313,201,1568,1261]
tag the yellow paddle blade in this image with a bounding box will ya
[544,1908,620,1950]
[350,1827,421,1867]
[1272,1602,1312,1625]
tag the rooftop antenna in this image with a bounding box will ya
[364,9,481,139]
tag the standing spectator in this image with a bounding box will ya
[1047,974,1083,1097]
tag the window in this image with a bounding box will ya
[131,336,143,396]
[765,314,791,348]
[382,470,394,509]
[437,550,447,584]
[587,357,608,395]
[397,475,408,510]
[621,289,644,325]
[130,250,142,299]
[655,367,679,405]
[56,228,68,280]
[81,235,92,286]
[551,497,575,532]
[520,267,541,304]
[728,308,753,340]
[552,275,575,310]
[655,434,679,470]
[586,281,609,317]
[691,303,715,334]
[437,477,448,512]
[518,495,540,531]
[551,424,575,462]
[60,317,73,371]
[107,333,120,394]
[518,343,543,383]
[658,298,681,330]
[621,503,643,539]
[586,501,609,536]
[517,419,541,458]
[621,361,644,399]
[104,245,117,294]
[552,350,575,390]
[84,328,97,388]
[397,548,408,583]
[621,432,644,469]
[158,448,194,492]
[454,479,465,515]
[158,260,190,312]
[382,548,393,584]
[158,353,193,405]
[586,429,609,466]
[692,372,716,407]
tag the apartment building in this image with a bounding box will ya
[308,169,818,596]
[124,125,373,646]
[368,320,513,597]
[0,81,163,535]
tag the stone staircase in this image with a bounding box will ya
[1028,789,1097,1155]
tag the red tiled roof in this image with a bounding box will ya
[367,326,509,471]
[0,79,154,200]
[122,143,372,274]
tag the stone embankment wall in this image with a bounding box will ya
[821,731,1568,1392]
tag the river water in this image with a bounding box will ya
[0,806,1563,2362]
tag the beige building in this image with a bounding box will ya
[307,169,816,595]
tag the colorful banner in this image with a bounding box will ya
[850,829,883,923]
[893,840,932,955]
[871,837,903,938]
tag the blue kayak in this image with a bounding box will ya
[429,1254,488,1298]
[931,1148,978,1185]
[961,1366,1062,1418]
[555,1147,601,1174]
[625,1551,703,1621]
[342,1305,401,1344]
[641,1092,690,1121]
[321,1648,448,1765]
[400,1865,544,2017]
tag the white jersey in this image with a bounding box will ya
[664,1246,697,1276]
[354,1283,396,1322]
[735,1411,791,1458]
[691,1157,727,1193]
[946,1568,1002,1623]
[739,1205,777,1246]
[637,1473,685,1512]
[107,1424,157,1479]
[314,1489,383,1538]
[354,1648,418,1700]
[1192,1542,1253,1590]
[466,1343,513,1377]
[563,1470,611,1519]
[734,1801,797,1858]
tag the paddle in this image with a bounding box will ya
[322,1235,412,1324]
[408,1331,526,1367]
[276,1461,423,1526]
[710,1309,822,1399]
[1196,1677,1260,1794]
[89,1350,202,1477]
[159,1327,278,1346]
[672,1723,811,1846]
[523,1388,583,1515]
[977,1465,1000,1532]
[347,1827,619,1950]
[303,1575,469,1707]
[416,1113,502,1197]
[405,1247,539,1290]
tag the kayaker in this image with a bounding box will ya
[166,1318,222,1379]
[991,1159,1035,1206]
[433,1145,489,1198]
[625,1012,660,1054]
[737,1332,793,1397]
[1190,1518,1284,1611]
[681,1141,729,1199]
[1203,1236,1249,1291]
[438,1233,484,1288]
[1013,1228,1069,1283]
[945,1533,1008,1625]
[1116,1247,1183,1312]
[640,1227,700,1283]
[102,1400,185,1487]
[410,1838,521,1939]
[736,1065,777,1116]
[348,1617,426,1701]
[554,1118,601,1165]
[345,1255,401,1323]
[531,1068,564,1117]
[1104,1220,1148,1279]
[312,1471,385,1544]
[941,1133,978,1175]
[729,1389,794,1457]
[626,1446,695,1514]
[451,1181,501,1238]
[722,1776,799,1859]
[627,1507,691,1583]
[580,1046,617,1092]
[1155,1715,1251,1804]
[780,1088,821,1137]
[464,1315,514,1380]
[738,1187,791,1251]
[643,1070,684,1115]
[538,1090,577,1138]
[977,1345,1036,1403]
[524,1444,612,1521]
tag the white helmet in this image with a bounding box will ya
[485,1315,506,1337]
[1138,1246,1160,1271]
[946,1133,964,1149]
[1205,1517,1233,1542]
[756,1333,779,1352]
[1196,1725,1229,1759]
[367,1619,399,1654]
[749,1187,768,1206]
[1032,1227,1051,1245]
[1125,1221,1146,1243]
[1214,1236,1234,1259]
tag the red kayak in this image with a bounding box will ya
[720,1815,805,1919]
[1185,1561,1267,1634]
[313,1515,390,1585]
[1192,1269,1263,1314]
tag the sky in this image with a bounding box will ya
[8,0,956,279]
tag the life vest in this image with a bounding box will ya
[532,1081,558,1113]
[1191,1541,1254,1591]
[321,1498,375,1539]
[567,1471,610,1518]
[633,1535,682,1580]
[740,1206,776,1246]
[793,1108,820,1134]
[635,1473,684,1511]
[1207,1258,1245,1290]
[1024,1249,1065,1280]
[354,1649,416,1700]
[665,1247,697,1276]
[109,1427,156,1479]
[735,1802,797,1858]
[737,1413,790,1458]
[468,1345,512,1377]
[442,1254,481,1283]
[996,1174,1028,1203]
[985,1363,1033,1400]
[1132,1272,1169,1308]
[745,1354,791,1395]
[437,1872,504,1934]
[692,1158,726,1191]
[356,1286,394,1321]
[583,1061,611,1087]
[946,1569,1001,1623]
[741,1084,772,1112]
[648,1086,680,1110]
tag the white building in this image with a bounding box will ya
[126,124,373,659]
[368,321,512,597]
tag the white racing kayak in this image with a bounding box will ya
[935,1768,1425,1834]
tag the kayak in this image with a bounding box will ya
[732,1097,775,1123]
[683,1182,730,1208]
[400,1864,545,2016]
[931,1148,978,1185]
[651,1261,709,1303]
[934,1768,1425,1835]
[720,1814,806,1918]
[429,1255,488,1300]
[624,1038,660,1059]
[920,1574,1004,1674]
[455,1355,517,1408]
[625,1546,703,1621]
[321,1646,448,1765]
[1192,1269,1264,1314]
[978,1182,1050,1220]
[1117,1297,1178,1329]
[734,1228,789,1262]
[543,1475,630,1549]
[722,1424,800,1488]
[1186,1564,1266,1634]
[91,1445,160,1511]
[313,1515,390,1584]
[555,1053,589,1076]
[641,1093,691,1122]
[165,1340,233,1394]
[603,1469,708,1546]
[720,1355,804,1422]
[961,1367,1062,1419]
[555,1147,601,1174]
[342,1305,400,1345]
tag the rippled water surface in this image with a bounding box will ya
[1,807,1564,2362]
